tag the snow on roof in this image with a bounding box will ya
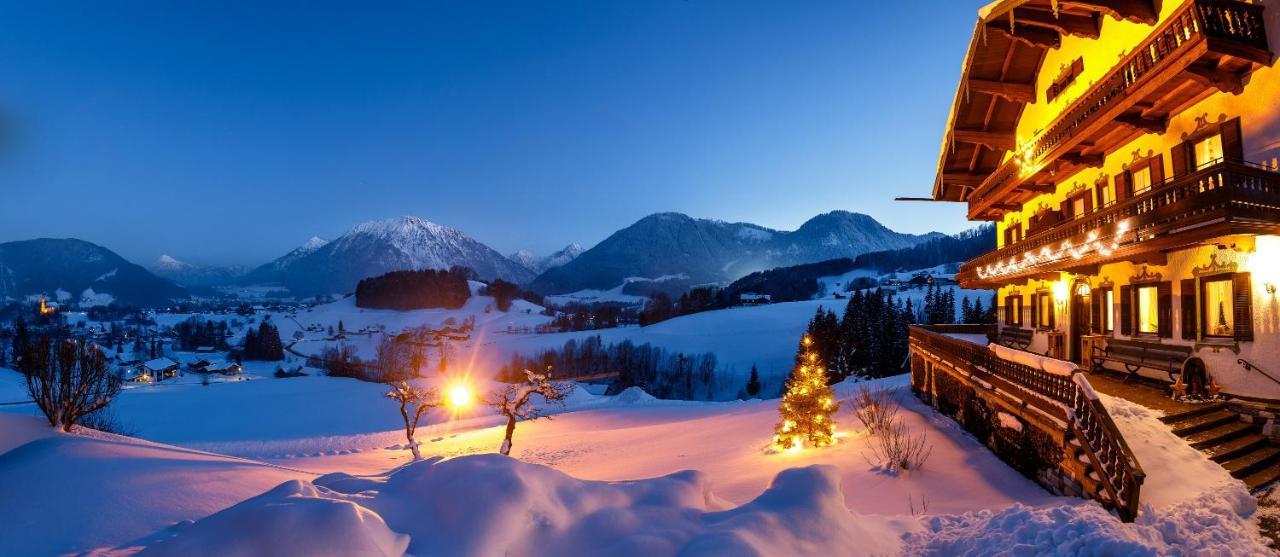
[143,358,178,370]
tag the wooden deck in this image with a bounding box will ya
[1084,369,1200,416]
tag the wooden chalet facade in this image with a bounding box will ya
[908,0,1280,521]
[933,0,1280,402]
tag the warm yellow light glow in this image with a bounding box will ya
[447,384,473,409]
[1052,281,1069,303]
[1251,236,1280,295]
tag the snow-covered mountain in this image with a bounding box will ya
[530,211,941,294]
[0,238,186,307]
[509,243,584,274]
[242,217,533,296]
[148,255,247,288]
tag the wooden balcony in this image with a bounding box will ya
[964,0,1272,221]
[959,159,1280,287]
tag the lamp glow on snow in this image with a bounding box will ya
[773,335,839,453]
[445,380,474,412]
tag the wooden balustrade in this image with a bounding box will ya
[960,160,1280,286]
[909,326,1144,522]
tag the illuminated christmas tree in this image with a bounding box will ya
[774,335,840,451]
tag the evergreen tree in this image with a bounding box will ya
[960,297,973,324]
[774,335,839,451]
[746,365,761,398]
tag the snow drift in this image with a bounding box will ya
[141,454,909,557]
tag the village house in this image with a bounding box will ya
[141,357,180,380]
[909,0,1280,522]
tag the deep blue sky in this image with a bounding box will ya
[0,1,980,266]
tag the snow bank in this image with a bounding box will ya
[0,414,309,556]
[144,454,910,557]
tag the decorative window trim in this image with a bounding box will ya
[1047,57,1084,103]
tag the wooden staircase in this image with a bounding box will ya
[1160,403,1280,491]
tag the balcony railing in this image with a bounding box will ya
[969,0,1270,218]
[909,326,1144,521]
[961,159,1280,285]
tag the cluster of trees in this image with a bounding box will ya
[241,321,284,361]
[799,286,998,382]
[498,336,721,401]
[479,279,544,312]
[172,317,231,351]
[724,258,859,304]
[355,267,472,310]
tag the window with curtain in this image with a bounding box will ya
[1201,276,1234,338]
[1194,134,1223,169]
[1038,292,1054,329]
[1131,166,1152,195]
[1136,285,1159,334]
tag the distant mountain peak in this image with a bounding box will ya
[241,215,533,296]
[153,254,190,270]
[510,243,585,274]
[298,236,328,252]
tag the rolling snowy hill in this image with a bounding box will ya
[530,211,941,294]
[241,217,533,296]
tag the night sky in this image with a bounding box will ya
[0,1,981,266]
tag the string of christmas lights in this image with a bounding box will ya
[977,219,1131,280]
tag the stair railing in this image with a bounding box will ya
[1237,358,1280,387]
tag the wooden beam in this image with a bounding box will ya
[1186,63,1244,95]
[954,128,1017,152]
[1060,153,1104,168]
[986,22,1061,49]
[1060,0,1158,25]
[968,79,1036,104]
[1115,113,1168,135]
[1012,8,1101,39]
[942,172,990,187]
[1019,183,1056,194]
[992,203,1022,211]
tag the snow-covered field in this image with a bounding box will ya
[1,368,1269,555]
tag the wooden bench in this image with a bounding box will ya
[1090,338,1193,383]
[995,327,1033,350]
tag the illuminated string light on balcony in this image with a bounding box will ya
[977,220,1131,280]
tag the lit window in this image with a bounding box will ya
[1038,292,1054,328]
[1012,297,1023,325]
[1072,197,1086,219]
[1136,285,1159,334]
[1194,134,1223,169]
[1202,277,1234,337]
[1103,289,1114,333]
[1132,167,1152,194]
[1098,184,1114,207]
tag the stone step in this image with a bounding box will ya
[1223,446,1280,480]
[1242,464,1280,492]
[1159,402,1230,425]
[1185,421,1255,450]
[1205,434,1269,463]
[1167,409,1239,437]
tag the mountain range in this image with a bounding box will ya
[527,211,942,294]
[149,255,248,288]
[240,217,535,297]
[0,211,943,307]
[0,239,187,307]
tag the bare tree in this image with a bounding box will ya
[864,420,932,473]
[488,368,572,456]
[375,335,412,382]
[386,381,441,460]
[22,337,121,432]
[850,386,901,435]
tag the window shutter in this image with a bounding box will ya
[1157,281,1173,338]
[1083,193,1094,214]
[1120,285,1133,335]
[1171,142,1190,177]
[1091,291,1102,333]
[1180,278,1197,340]
[1048,296,1056,329]
[1149,154,1165,186]
[1003,296,1012,325]
[1115,172,1131,201]
[1095,183,1106,207]
[1234,272,1253,342]
[1222,118,1244,162]
[1030,293,1039,329]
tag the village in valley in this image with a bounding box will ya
[5,0,1280,555]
